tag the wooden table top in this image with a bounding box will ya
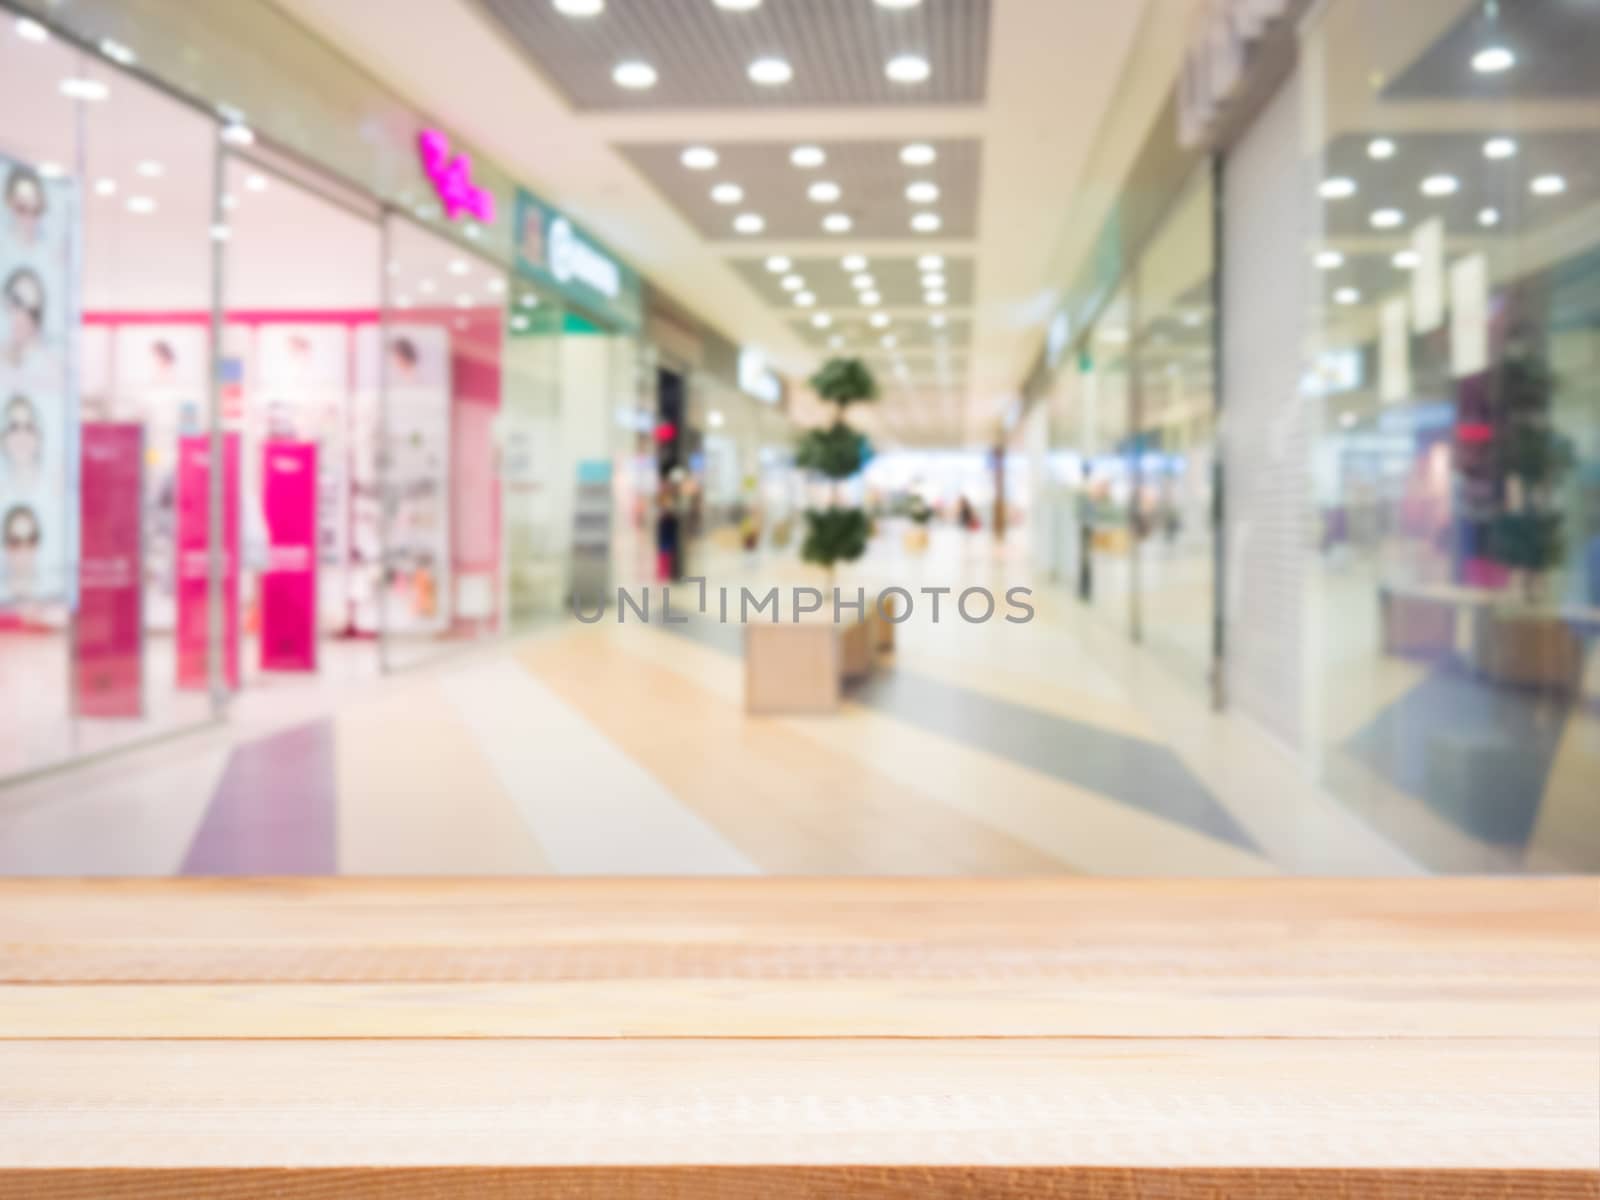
[0,877,1595,1198]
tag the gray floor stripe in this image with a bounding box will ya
[180,719,338,876]
[656,615,1258,853]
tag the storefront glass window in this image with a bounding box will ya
[1133,169,1217,690]
[1299,0,1600,871]
[2,26,219,777]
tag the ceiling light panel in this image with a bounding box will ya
[1315,129,1595,241]
[477,0,991,109]
[616,139,980,239]
[730,256,975,309]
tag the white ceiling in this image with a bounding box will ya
[270,0,1163,446]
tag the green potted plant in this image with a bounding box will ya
[796,358,878,587]
[1475,332,1581,689]
[903,494,933,553]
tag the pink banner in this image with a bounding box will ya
[74,423,143,717]
[176,433,240,692]
[260,440,318,672]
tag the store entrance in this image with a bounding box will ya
[219,150,383,695]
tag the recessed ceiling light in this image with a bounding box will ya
[98,38,135,65]
[448,258,470,276]
[245,172,269,192]
[1472,45,1515,73]
[870,313,891,328]
[929,313,947,328]
[1367,137,1396,160]
[841,254,867,272]
[811,313,832,328]
[1369,207,1404,229]
[808,180,841,204]
[1478,207,1501,227]
[1483,137,1517,160]
[1530,173,1566,196]
[681,146,718,169]
[714,0,762,8]
[1314,250,1344,269]
[1319,176,1357,199]
[917,254,944,271]
[1420,174,1459,196]
[125,195,155,215]
[1334,287,1361,305]
[711,182,744,204]
[823,213,852,233]
[900,142,936,166]
[553,0,604,14]
[885,54,930,83]
[925,289,948,305]
[921,272,946,289]
[795,292,816,307]
[905,181,940,204]
[613,60,657,89]
[1392,250,1419,269]
[875,0,922,7]
[221,123,255,147]
[765,255,791,272]
[60,77,110,101]
[93,178,116,197]
[791,145,826,168]
[748,57,792,85]
[781,274,804,291]
[861,291,881,306]
[911,212,941,233]
[734,212,765,234]
[14,16,48,42]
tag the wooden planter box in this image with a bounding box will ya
[1471,609,1583,693]
[744,593,897,714]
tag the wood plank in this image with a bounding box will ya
[0,1039,1592,1171]
[4,1166,1596,1200]
[4,970,1596,1038]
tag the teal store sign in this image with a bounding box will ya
[514,189,642,332]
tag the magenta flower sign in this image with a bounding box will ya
[417,129,495,223]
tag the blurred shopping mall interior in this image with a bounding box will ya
[0,0,1595,878]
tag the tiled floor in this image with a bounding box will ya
[0,530,1591,876]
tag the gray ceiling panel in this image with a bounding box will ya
[730,254,975,307]
[620,138,980,241]
[476,0,991,111]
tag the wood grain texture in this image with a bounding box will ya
[0,879,1595,1197]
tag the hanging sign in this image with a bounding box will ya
[260,440,318,671]
[175,432,240,691]
[74,423,143,717]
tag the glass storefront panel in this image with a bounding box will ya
[1298,0,1600,871]
[1133,169,1217,691]
[1082,288,1135,629]
[220,151,381,693]
[378,215,508,671]
[2,25,218,777]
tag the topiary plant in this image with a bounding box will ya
[799,357,879,581]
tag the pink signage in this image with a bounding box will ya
[259,441,318,672]
[418,129,495,222]
[176,433,240,692]
[74,423,144,718]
